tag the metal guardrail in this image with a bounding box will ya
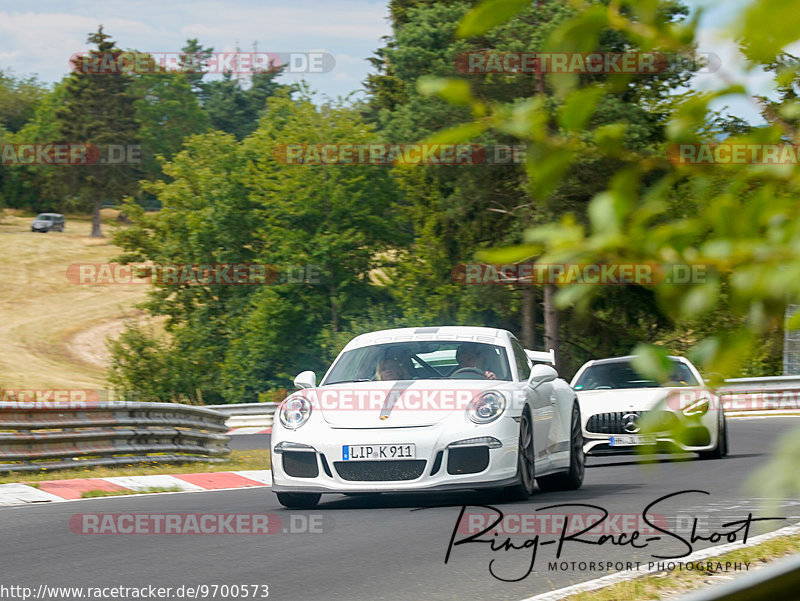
[715,376,800,413]
[206,403,277,429]
[206,403,278,415]
[718,375,800,393]
[0,401,230,473]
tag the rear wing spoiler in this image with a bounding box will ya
[525,349,556,365]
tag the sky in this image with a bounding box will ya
[0,0,787,124]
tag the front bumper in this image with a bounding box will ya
[271,414,521,494]
[582,412,718,455]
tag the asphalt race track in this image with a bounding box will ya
[2,417,799,601]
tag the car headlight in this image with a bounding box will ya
[467,391,506,424]
[682,397,710,416]
[279,395,312,429]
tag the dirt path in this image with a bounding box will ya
[0,214,150,390]
[68,317,137,369]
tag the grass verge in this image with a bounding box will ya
[81,486,184,498]
[562,533,800,600]
[0,449,270,484]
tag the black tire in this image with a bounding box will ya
[537,402,585,491]
[276,492,321,508]
[698,411,728,460]
[498,408,536,502]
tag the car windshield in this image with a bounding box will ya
[323,341,512,384]
[35,214,53,220]
[573,359,699,390]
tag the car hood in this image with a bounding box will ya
[309,379,504,428]
[576,387,704,414]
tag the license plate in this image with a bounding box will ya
[342,444,415,460]
[610,435,657,446]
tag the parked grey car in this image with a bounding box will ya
[31,213,65,232]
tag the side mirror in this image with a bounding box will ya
[528,364,557,388]
[293,370,317,390]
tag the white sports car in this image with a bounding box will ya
[571,355,728,459]
[271,326,584,507]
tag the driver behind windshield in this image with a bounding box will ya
[375,357,410,381]
[455,343,497,380]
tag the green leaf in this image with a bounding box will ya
[421,121,488,146]
[631,344,673,382]
[679,281,720,319]
[525,147,575,199]
[558,86,606,131]
[417,77,474,105]
[547,5,609,53]
[553,284,593,309]
[477,244,541,264]
[457,0,531,37]
[593,123,627,154]
[779,100,800,120]
[787,308,800,331]
[587,191,626,232]
[737,0,800,63]
[690,330,755,379]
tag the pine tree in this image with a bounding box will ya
[55,26,140,237]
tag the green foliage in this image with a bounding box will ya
[110,93,403,402]
[433,0,800,380]
[457,0,532,37]
[0,73,53,208]
[108,322,205,404]
[177,38,289,140]
[0,71,47,134]
[179,39,214,97]
[0,34,289,213]
[53,27,141,236]
[130,60,211,182]
[369,0,693,362]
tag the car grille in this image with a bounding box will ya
[586,411,679,434]
[333,460,427,481]
[447,446,489,475]
[282,452,319,478]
